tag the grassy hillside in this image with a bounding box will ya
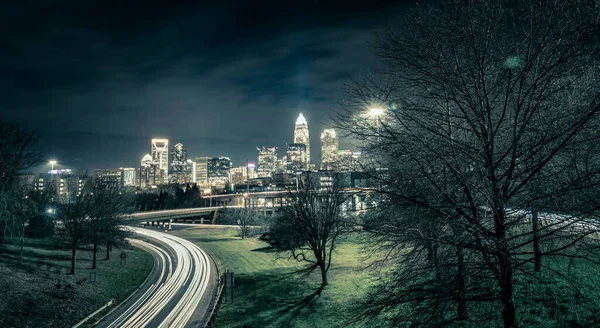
[0,237,153,328]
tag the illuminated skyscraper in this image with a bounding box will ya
[257,146,278,178]
[247,163,256,179]
[139,153,160,189]
[194,156,210,188]
[294,113,310,167]
[286,143,307,173]
[320,129,338,170]
[230,166,247,185]
[151,138,169,184]
[208,157,232,188]
[170,143,193,184]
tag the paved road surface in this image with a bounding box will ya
[96,228,217,328]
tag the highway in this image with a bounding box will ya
[96,227,216,328]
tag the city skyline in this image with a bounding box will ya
[1,1,409,173]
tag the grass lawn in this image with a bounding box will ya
[0,237,154,328]
[173,226,600,328]
[172,226,382,328]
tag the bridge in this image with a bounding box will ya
[130,188,374,229]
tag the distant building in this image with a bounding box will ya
[170,143,194,184]
[151,138,169,184]
[338,150,361,172]
[120,167,136,187]
[208,157,232,189]
[320,129,338,170]
[33,169,85,200]
[139,153,161,189]
[277,156,287,174]
[230,166,247,185]
[294,113,310,167]
[247,163,257,179]
[187,159,196,183]
[194,156,210,188]
[286,143,307,173]
[257,146,278,178]
[94,168,124,189]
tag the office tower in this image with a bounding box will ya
[194,156,210,188]
[94,168,124,189]
[151,138,169,184]
[320,129,338,170]
[170,143,193,184]
[208,157,232,188]
[257,146,278,178]
[120,167,136,187]
[277,156,287,173]
[294,113,310,167]
[247,163,256,179]
[187,160,196,183]
[230,166,248,185]
[139,153,160,189]
[286,143,307,173]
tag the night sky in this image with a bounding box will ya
[1,0,412,172]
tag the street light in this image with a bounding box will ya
[366,107,385,117]
[49,160,57,172]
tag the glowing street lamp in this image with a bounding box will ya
[49,160,57,172]
[366,107,385,117]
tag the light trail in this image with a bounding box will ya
[100,228,213,328]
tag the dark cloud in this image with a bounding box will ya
[0,0,414,172]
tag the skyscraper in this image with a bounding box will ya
[170,143,193,184]
[230,166,247,185]
[294,113,310,167]
[257,146,278,178]
[194,156,210,188]
[151,138,169,184]
[286,143,307,173]
[320,128,338,170]
[208,157,232,189]
[247,163,256,179]
[139,153,160,189]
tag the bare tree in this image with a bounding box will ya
[220,207,266,239]
[57,176,92,275]
[336,1,600,327]
[270,173,353,288]
[0,121,41,243]
[88,185,132,269]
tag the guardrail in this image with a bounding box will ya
[205,277,225,327]
[200,247,225,328]
[72,298,114,328]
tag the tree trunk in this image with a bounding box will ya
[456,244,468,320]
[532,211,542,272]
[106,241,110,260]
[92,242,97,269]
[428,243,441,281]
[320,263,328,287]
[499,251,516,328]
[70,246,76,275]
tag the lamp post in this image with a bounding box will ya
[366,107,385,131]
[49,160,57,172]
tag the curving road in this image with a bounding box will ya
[96,227,216,328]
